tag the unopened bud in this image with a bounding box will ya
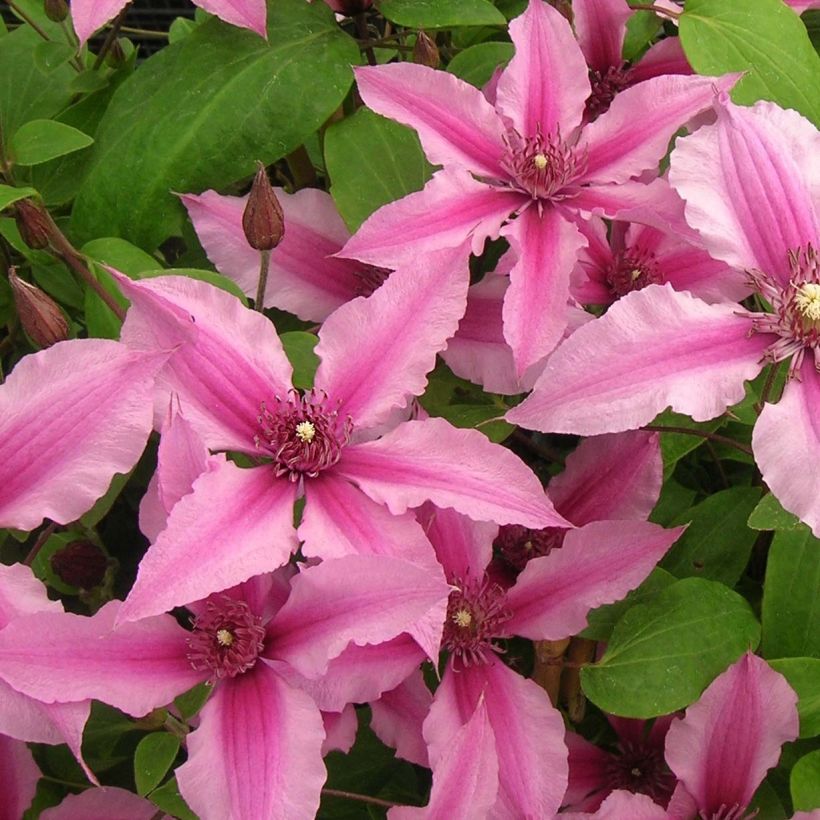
[105,37,127,68]
[8,268,69,349]
[326,0,373,14]
[44,0,68,22]
[14,199,51,251]
[242,162,284,251]
[50,540,108,590]
[413,31,439,69]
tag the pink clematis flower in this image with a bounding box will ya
[0,338,161,532]
[40,787,169,819]
[0,564,451,819]
[509,99,820,535]
[341,0,737,375]
[112,255,567,624]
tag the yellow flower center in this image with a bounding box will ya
[795,283,820,327]
[533,153,549,170]
[452,608,473,628]
[216,629,234,647]
[295,420,316,443]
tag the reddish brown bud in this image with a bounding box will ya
[50,540,108,590]
[413,31,440,69]
[8,268,70,349]
[242,162,285,251]
[14,199,52,251]
[326,0,373,14]
[44,0,68,22]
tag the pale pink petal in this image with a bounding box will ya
[496,0,591,138]
[0,602,202,716]
[371,670,432,767]
[573,0,631,75]
[578,73,739,185]
[505,519,684,639]
[193,0,266,37]
[665,782,701,820]
[421,503,497,584]
[120,460,297,623]
[39,701,96,785]
[336,417,571,528]
[181,189,361,322]
[354,64,507,177]
[391,698,498,820]
[501,205,587,375]
[339,169,525,268]
[315,245,470,430]
[0,340,161,531]
[547,431,663,526]
[41,787,162,820]
[564,790,668,818]
[665,652,799,815]
[267,555,450,677]
[669,99,820,287]
[785,0,820,11]
[322,704,357,756]
[70,0,127,44]
[117,273,293,453]
[0,563,61,627]
[628,37,692,84]
[0,679,85,745]
[507,285,769,435]
[177,664,326,820]
[0,735,39,820]
[754,362,820,538]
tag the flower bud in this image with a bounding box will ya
[326,0,373,14]
[14,199,52,251]
[413,31,440,69]
[50,540,108,590]
[242,162,285,251]
[8,268,70,349]
[44,0,68,22]
[105,37,127,68]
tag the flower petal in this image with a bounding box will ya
[336,417,571,528]
[0,735,39,820]
[573,0,631,75]
[564,790,668,819]
[628,36,692,84]
[0,563,61,628]
[507,285,768,435]
[40,787,161,820]
[354,63,507,177]
[322,704,357,756]
[563,731,613,812]
[70,0,127,44]
[371,671,432,767]
[0,340,161,531]
[664,652,799,815]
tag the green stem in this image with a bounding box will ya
[322,788,399,809]
[754,361,782,414]
[643,424,753,456]
[93,6,127,70]
[23,521,57,567]
[254,249,271,312]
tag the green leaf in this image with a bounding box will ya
[168,16,200,43]
[447,41,514,88]
[428,403,512,443]
[174,682,211,721]
[622,11,663,62]
[679,0,820,126]
[281,330,319,390]
[0,184,38,211]
[10,119,93,166]
[768,658,820,738]
[149,777,197,820]
[791,750,820,811]
[71,0,358,250]
[581,577,761,717]
[80,470,133,528]
[747,493,801,531]
[652,409,724,476]
[325,108,435,232]
[141,268,248,303]
[762,526,820,659]
[33,41,76,74]
[649,478,697,526]
[68,70,110,95]
[135,732,181,796]
[378,0,506,29]
[661,486,761,585]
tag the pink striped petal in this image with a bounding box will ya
[564,790,668,818]
[0,735,39,820]
[665,653,799,815]
[564,731,613,811]
[268,556,450,678]
[0,602,202,716]
[502,205,587,375]
[505,519,684,639]
[181,189,361,322]
[192,0,267,38]
[70,0,127,44]
[117,273,293,453]
[336,417,571,528]
[0,563,61,627]
[354,64,507,178]
[371,671,432,767]
[41,788,162,820]
[547,431,663,526]
[339,169,525,268]
[573,0,631,75]
[507,285,769,435]
[496,0,590,138]
[322,704,357,755]
[120,461,297,623]
[0,340,161,531]
[578,73,739,184]
[0,679,86,746]
[421,504,497,585]
[669,99,820,288]
[754,362,820,537]
[315,245,469,430]
[628,37,692,84]
[177,664,326,820]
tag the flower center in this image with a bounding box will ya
[354,264,391,297]
[442,576,512,666]
[585,65,631,121]
[187,596,266,681]
[501,127,583,201]
[606,248,663,298]
[602,740,675,806]
[494,524,566,572]
[256,389,353,481]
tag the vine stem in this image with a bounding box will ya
[628,2,681,17]
[354,13,377,66]
[254,250,271,312]
[322,788,399,809]
[23,521,57,567]
[5,0,83,72]
[643,424,753,456]
[93,6,128,70]
[754,361,782,414]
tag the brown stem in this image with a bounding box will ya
[322,788,399,809]
[23,521,57,567]
[93,6,128,70]
[754,361,782,414]
[532,637,570,705]
[285,144,317,190]
[559,637,597,723]
[643,424,753,456]
[59,20,86,72]
[254,250,271,312]
[354,13,377,66]
[629,2,681,17]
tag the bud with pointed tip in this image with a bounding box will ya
[14,199,52,251]
[105,37,127,68]
[8,267,70,349]
[44,0,68,22]
[242,162,285,251]
[50,540,108,590]
[413,30,439,69]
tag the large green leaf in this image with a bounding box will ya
[762,526,820,659]
[581,577,760,717]
[325,108,435,232]
[769,658,820,738]
[70,0,358,250]
[791,750,820,812]
[447,41,514,88]
[10,119,93,166]
[748,492,801,531]
[679,0,820,126]
[135,732,180,796]
[378,0,506,29]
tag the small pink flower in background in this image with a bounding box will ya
[40,787,169,819]
[562,789,669,818]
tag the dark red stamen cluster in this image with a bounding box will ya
[354,264,391,297]
[585,65,631,121]
[602,740,675,806]
[494,524,566,571]
[501,128,584,201]
[606,246,664,298]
